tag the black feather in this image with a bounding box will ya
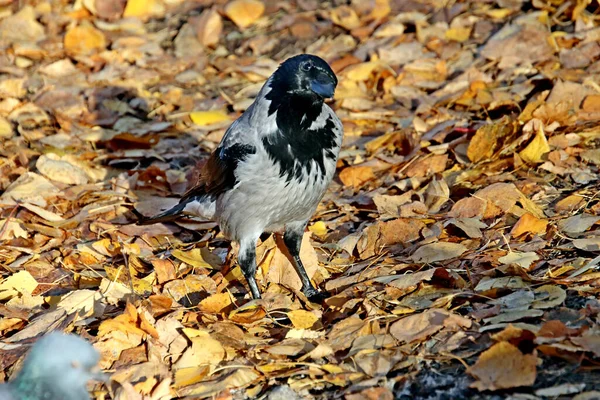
[262,55,338,182]
[135,143,255,225]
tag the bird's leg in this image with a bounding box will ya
[238,238,261,299]
[283,225,324,301]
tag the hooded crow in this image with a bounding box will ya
[137,54,343,301]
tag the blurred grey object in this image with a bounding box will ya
[0,332,104,400]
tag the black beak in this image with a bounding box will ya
[311,80,335,98]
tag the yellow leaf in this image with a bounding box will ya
[0,271,38,301]
[229,302,266,324]
[199,292,233,313]
[287,310,319,329]
[345,62,382,81]
[174,366,210,388]
[175,334,225,369]
[172,248,216,269]
[123,0,164,19]
[339,165,375,188]
[189,110,230,126]
[320,364,346,374]
[64,22,107,56]
[224,0,265,30]
[519,125,550,164]
[369,0,390,20]
[308,221,328,237]
[225,265,245,283]
[485,8,514,19]
[445,26,472,42]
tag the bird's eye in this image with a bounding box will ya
[301,62,312,72]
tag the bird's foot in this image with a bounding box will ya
[302,286,327,303]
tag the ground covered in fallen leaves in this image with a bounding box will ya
[2,0,600,399]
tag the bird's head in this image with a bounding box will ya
[12,332,106,398]
[272,54,338,99]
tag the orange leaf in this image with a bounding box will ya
[339,165,375,188]
[511,213,548,237]
[468,341,537,391]
[224,0,264,30]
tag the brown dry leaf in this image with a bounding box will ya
[411,242,467,264]
[0,6,46,43]
[198,292,233,314]
[532,285,566,309]
[511,213,548,237]
[390,308,471,343]
[571,335,600,357]
[405,154,448,178]
[263,233,319,292]
[195,8,222,47]
[498,251,539,270]
[175,331,225,369]
[64,22,107,56]
[339,165,376,188]
[423,178,450,213]
[330,6,361,30]
[229,301,266,324]
[357,218,424,259]
[225,0,265,30]
[467,117,516,163]
[468,342,537,391]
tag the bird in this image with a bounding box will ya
[0,332,104,400]
[136,54,343,301]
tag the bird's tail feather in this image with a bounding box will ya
[134,201,189,225]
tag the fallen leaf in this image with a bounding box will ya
[0,271,38,301]
[339,165,375,188]
[175,332,225,369]
[194,8,222,47]
[390,308,471,343]
[172,248,221,269]
[36,153,90,185]
[498,251,539,270]
[519,125,550,164]
[123,0,165,19]
[532,285,566,309]
[411,242,467,264]
[511,213,548,237]
[287,310,319,330]
[468,341,537,391]
[64,22,107,56]
[329,6,361,30]
[189,110,230,126]
[198,293,233,314]
[558,214,600,234]
[224,0,265,30]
